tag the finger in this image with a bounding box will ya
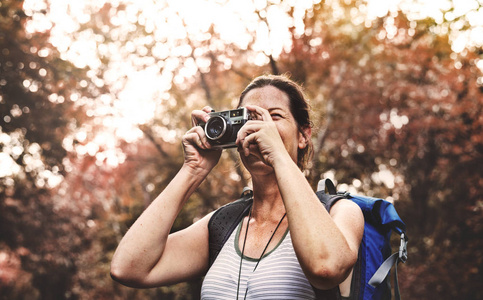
[245,105,271,122]
[236,120,266,143]
[201,106,213,113]
[241,132,260,157]
[184,128,201,147]
[185,126,211,149]
[193,126,212,149]
[191,109,211,127]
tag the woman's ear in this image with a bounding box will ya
[298,126,312,149]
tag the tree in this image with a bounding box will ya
[274,2,482,298]
[0,0,101,298]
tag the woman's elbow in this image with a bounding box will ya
[309,257,357,290]
[110,261,131,285]
[308,267,344,290]
[110,260,144,288]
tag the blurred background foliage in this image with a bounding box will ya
[0,0,482,299]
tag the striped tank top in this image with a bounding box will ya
[201,220,316,299]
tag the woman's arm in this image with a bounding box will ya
[110,165,211,287]
[273,158,364,290]
[110,107,221,288]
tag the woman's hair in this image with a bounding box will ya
[237,74,313,170]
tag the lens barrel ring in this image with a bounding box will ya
[205,116,228,141]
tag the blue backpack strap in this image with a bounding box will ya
[208,188,253,267]
[368,233,408,300]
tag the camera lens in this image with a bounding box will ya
[205,116,227,140]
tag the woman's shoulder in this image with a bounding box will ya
[330,198,361,212]
[329,198,364,226]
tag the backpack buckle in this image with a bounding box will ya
[241,187,253,199]
[337,191,350,197]
[399,233,408,263]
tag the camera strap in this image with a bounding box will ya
[236,208,287,299]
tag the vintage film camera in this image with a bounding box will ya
[199,107,250,149]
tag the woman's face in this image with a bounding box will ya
[238,85,307,174]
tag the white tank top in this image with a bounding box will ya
[201,221,316,299]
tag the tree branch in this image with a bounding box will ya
[255,7,280,75]
[139,125,170,159]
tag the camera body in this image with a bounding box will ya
[199,107,249,149]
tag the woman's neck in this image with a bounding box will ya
[250,173,286,222]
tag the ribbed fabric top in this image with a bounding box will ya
[201,220,316,299]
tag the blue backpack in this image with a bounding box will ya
[208,178,408,300]
[316,178,408,300]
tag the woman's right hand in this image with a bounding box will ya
[182,106,222,176]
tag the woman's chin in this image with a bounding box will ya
[240,154,273,175]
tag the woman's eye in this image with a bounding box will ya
[271,113,282,119]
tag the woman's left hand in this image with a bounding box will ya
[235,105,289,167]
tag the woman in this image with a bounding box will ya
[110,75,364,299]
